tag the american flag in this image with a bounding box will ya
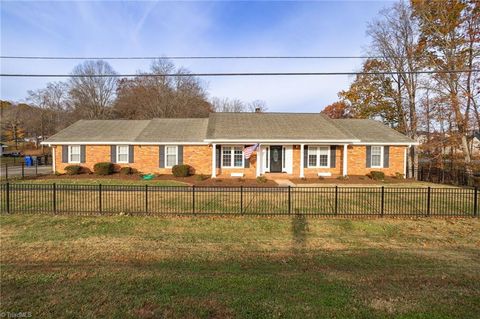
[243,144,259,159]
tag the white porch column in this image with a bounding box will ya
[52,146,56,173]
[343,144,348,176]
[300,144,305,178]
[256,144,262,177]
[211,143,216,178]
[404,147,407,178]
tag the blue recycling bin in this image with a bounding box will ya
[25,156,32,167]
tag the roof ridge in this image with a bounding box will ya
[151,117,209,120]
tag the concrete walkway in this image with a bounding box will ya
[273,179,296,187]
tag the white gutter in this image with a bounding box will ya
[42,140,418,146]
[41,141,208,146]
[204,139,361,143]
[351,142,419,146]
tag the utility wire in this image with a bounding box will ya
[0,55,388,60]
[0,70,478,78]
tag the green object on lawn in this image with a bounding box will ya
[142,173,155,180]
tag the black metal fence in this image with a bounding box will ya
[0,183,477,217]
[417,166,476,187]
[1,155,52,180]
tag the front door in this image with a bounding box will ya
[270,146,283,172]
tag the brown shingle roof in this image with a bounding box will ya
[44,119,208,143]
[44,120,150,143]
[206,113,357,141]
[134,118,208,142]
[333,119,414,143]
[43,113,415,144]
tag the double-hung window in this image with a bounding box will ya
[68,145,81,163]
[371,146,383,168]
[307,146,330,168]
[222,146,243,168]
[165,146,178,168]
[116,145,129,163]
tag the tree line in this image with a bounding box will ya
[321,0,479,174]
[1,59,267,150]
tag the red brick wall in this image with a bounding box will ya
[291,145,405,177]
[346,145,406,176]
[53,144,407,177]
[54,144,211,175]
[217,153,257,178]
[292,146,344,177]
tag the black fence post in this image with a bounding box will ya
[6,182,10,214]
[5,164,8,180]
[35,160,38,175]
[474,187,478,218]
[192,185,195,214]
[21,162,24,179]
[381,186,384,217]
[288,186,291,215]
[426,187,431,217]
[52,183,56,213]
[334,186,338,215]
[145,185,148,213]
[98,184,102,213]
[240,186,243,214]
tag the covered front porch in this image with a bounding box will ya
[210,143,348,178]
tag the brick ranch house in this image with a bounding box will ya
[42,113,417,178]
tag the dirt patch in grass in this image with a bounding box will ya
[369,298,401,313]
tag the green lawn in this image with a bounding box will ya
[1,215,479,318]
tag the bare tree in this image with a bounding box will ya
[27,82,72,147]
[1,101,28,150]
[211,97,245,112]
[211,97,268,113]
[69,60,117,119]
[367,1,423,177]
[114,59,211,119]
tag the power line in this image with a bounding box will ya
[0,55,387,60]
[0,70,478,78]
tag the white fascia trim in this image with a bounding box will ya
[204,139,360,144]
[41,141,208,146]
[352,142,419,146]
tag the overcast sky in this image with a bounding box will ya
[1,1,391,112]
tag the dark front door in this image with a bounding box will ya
[270,146,283,172]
